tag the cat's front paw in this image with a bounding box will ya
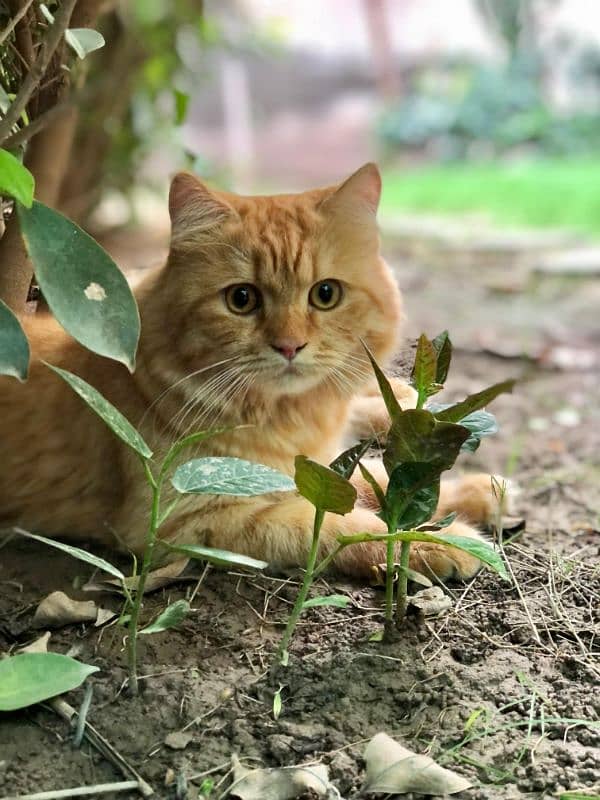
[437,473,517,527]
[409,520,484,580]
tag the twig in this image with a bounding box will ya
[47,698,154,797]
[0,0,35,48]
[1,781,140,799]
[0,0,77,144]
[2,98,71,152]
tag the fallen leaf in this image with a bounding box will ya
[95,607,117,627]
[33,592,98,628]
[407,586,452,617]
[17,631,51,654]
[164,731,193,750]
[363,732,471,795]
[83,557,192,595]
[230,754,338,799]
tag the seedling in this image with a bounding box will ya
[14,364,295,696]
[277,332,513,655]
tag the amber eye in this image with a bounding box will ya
[309,279,342,310]
[224,284,261,315]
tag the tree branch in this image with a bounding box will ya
[0,0,78,144]
[2,99,72,149]
[0,0,35,48]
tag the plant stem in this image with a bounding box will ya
[395,539,411,627]
[276,508,325,665]
[384,528,395,639]
[127,460,161,695]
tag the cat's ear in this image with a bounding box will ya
[169,172,236,242]
[321,163,382,217]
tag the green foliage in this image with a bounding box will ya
[165,543,268,571]
[140,599,189,634]
[0,299,29,381]
[19,202,140,371]
[434,380,516,423]
[294,456,356,515]
[0,653,98,711]
[13,529,126,583]
[171,457,295,496]
[329,438,374,480]
[383,411,470,475]
[384,463,441,531]
[0,147,34,206]
[46,365,152,459]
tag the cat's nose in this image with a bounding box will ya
[271,339,307,362]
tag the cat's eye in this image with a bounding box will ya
[224,284,261,314]
[309,279,342,310]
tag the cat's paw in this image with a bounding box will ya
[438,473,516,527]
[409,520,484,580]
[363,376,418,410]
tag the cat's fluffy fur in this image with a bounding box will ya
[0,164,501,579]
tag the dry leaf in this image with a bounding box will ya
[95,607,117,627]
[17,631,51,653]
[33,591,98,628]
[363,732,471,795]
[408,586,452,617]
[83,557,191,595]
[231,754,339,799]
[164,731,193,750]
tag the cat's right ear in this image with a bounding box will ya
[169,172,236,246]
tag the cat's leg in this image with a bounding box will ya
[347,377,418,440]
[164,494,481,580]
[353,459,506,527]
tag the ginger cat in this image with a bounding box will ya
[0,164,501,580]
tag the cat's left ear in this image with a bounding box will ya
[321,163,382,217]
[169,172,236,239]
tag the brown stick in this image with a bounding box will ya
[0,0,78,144]
[0,0,35,48]
[2,100,72,149]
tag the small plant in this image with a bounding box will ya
[15,365,296,696]
[276,332,513,655]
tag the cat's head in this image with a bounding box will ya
[159,164,403,399]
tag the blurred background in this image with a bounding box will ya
[78,0,600,237]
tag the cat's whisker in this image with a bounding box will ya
[170,363,247,436]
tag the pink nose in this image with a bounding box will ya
[271,340,307,362]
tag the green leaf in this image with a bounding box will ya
[369,628,384,642]
[329,438,374,479]
[165,542,268,571]
[140,599,189,635]
[174,89,189,125]
[411,334,439,403]
[431,330,452,384]
[430,405,499,453]
[45,365,152,459]
[18,202,140,371]
[12,528,126,581]
[302,594,350,609]
[294,456,356,514]
[385,463,441,530]
[358,462,386,510]
[362,340,403,421]
[172,457,295,496]
[337,530,508,580]
[0,653,99,711]
[0,299,29,380]
[434,380,516,424]
[560,794,600,800]
[417,511,457,531]
[384,409,470,475]
[0,148,34,207]
[65,28,105,60]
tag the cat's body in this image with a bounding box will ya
[0,165,499,579]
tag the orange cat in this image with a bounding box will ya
[0,164,500,579]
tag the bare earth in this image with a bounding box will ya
[0,225,598,799]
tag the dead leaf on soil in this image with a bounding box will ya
[408,586,452,617]
[17,631,51,653]
[230,754,340,799]
[363,732,471,795]
[164,731,193,750]
[33,591,99,628]
[83,557,192,596]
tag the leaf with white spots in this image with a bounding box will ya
[45,365,152,458]
[171,457,295,496]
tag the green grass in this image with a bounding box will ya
[381,159,600,237]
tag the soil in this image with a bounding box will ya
[0,229,599,800]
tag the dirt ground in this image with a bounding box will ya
[0,228,599,799]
